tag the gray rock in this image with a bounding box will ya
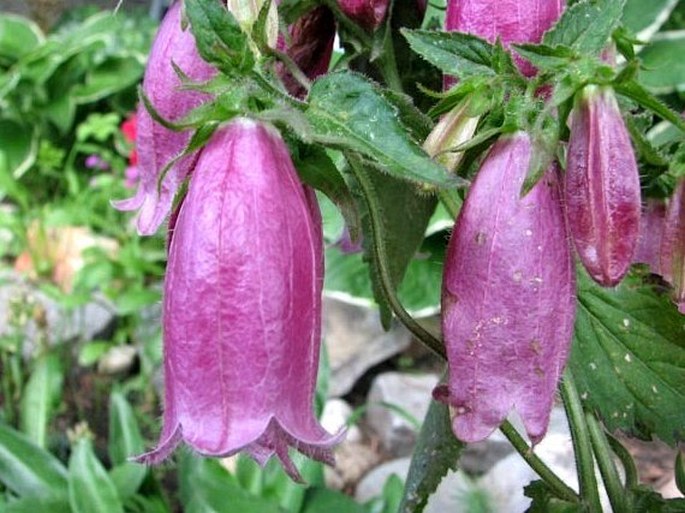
[320,398,362,443]
[98,345,137,375]
[0,271,116,358]
[323,297,412,397]
[366,372,439,456]
[355,457,412,503]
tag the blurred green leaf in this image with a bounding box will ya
[77,341,111,367]
[0,423,68,499]
[637,32,685,95]
[381,474,404,513]
[0,120,37,178]
[72,56,144,104]
[623,0,679,38]
[114,287,162,316]
[569,269,685,444]
[19,353,64,449]
[300,488,366,513]
[307,72,463,188]
[108,390,147,500]
[0,14,44,63]
[68,437,124,513]
[2,498,71,513]
[399,398,464,513]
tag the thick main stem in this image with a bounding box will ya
[561,371,603,513]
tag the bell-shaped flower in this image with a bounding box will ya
[634,199,667,275]
[134,118,342,481]
[445,0,565,78]
[437,132,576,444]
[113,1,216,236]
[337,0,389,31]
[277,6,336,97]
[565,85,641,287]
[661,180,685,313]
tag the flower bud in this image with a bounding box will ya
[423,99,479,173]
[445,0,565,77]
[661,180,685,313]
[113,1,216,236]
[134,118,342,481]
[337,0,389,31]
[565,86,641,287]
[437,132,576,444]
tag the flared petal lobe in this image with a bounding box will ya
[112,1,216,235]
[135,119,340,480]
[438,133,576,444]
[565,86,641,287]
[445,0,565,77]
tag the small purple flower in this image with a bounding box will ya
[112,1,216,236]
[337,0,389,31]
[445,0,565,78]
[134,118,342,480]
[565,86,641,287]
[437,132,575,444]
[85,154,109,170]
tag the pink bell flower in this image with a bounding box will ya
[565,86,641,287]
[437,132,576,444]
[134,118,342,481]
[445,0,565,78]
[337,0,389,31]
[113,1,216,236]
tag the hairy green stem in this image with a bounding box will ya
[269,48,312,93]
[345,153,445,358]
[606,432,639,489]
[586,412,629,512]
[561,371,603,513]
[438,189,462,220]
[499,420,580,503]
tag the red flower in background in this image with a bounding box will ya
[121,113,140,187]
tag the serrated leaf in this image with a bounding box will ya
[19,352,63,449]
[399,398,464,513]
[0,424,68,499]
[623,0,679,40]
[544,0,626,55]
[524,481,585,513]
[185,0,254,75]
[68,438,124,513]
[569,269,685,445]
[401,28,496,79]
[637,32,685,95]
[632,486,685,512]
[615,80,685,133]
[513,43,576,71]
[307,72,462,188]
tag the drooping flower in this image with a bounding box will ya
[337,0,389,31]
[436,132,576,444]
[112,1,216,236]
[445,0,565,78]
[565,85,641,287]
[661,180,685,313]
[634,198,667,274]
[277,5,336,97]
[134,118,342,480]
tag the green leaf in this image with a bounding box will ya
[114,287,161,315]
[381,474,404,513]
[179,454,286,513]
[293,146,361,243]
[512,43,576,71]
[2,498,71,513]
[569,269,685,445]
[0,14,44,63]
[623,0,679,39]
[636,32,685,95]
[632,486,685,512]
[19,353,64,449]
[676,451,685,496]
[524,481,586,513]
[307,72,463,188]
[615,80,685,133]
[185,0,254,75]
[300,488,366,513]
[72,56,145,104]
[107,390,146,500]
[399,398,464,513]
[0,120,37,178]
[544,0,626,55]
[401,29,496,79]
[68,438,124,513]
[345,155,438,326]
[0,423,68,499]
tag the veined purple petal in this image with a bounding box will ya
[565,86,641,287]
[634,199,667,275]
[438,132,575,444]
[112,1,215,236]
[445,0,565,78]
[135,118,342,480]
